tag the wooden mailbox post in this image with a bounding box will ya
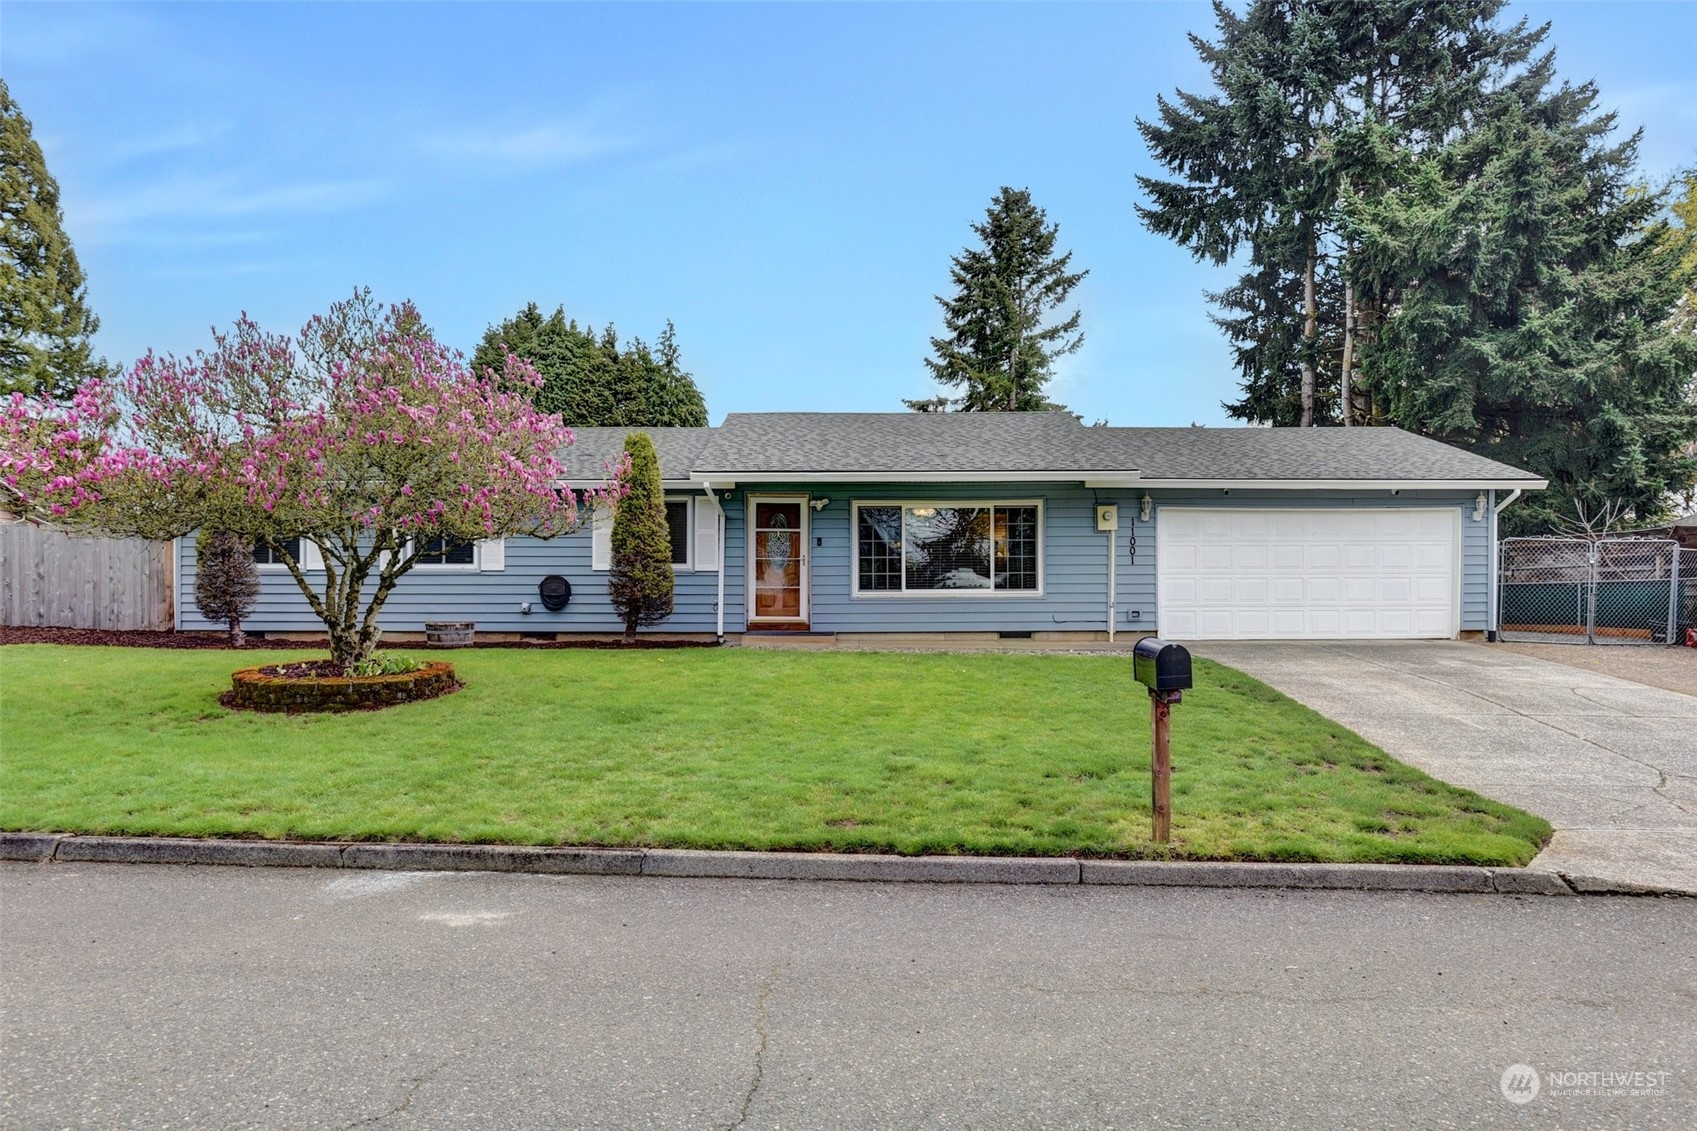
[1132,638,1193,844]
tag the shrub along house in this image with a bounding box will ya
[175,412,1546,643]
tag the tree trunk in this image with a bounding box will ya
[1008,333,1020,411]
[228,619,245,649]
[326,621,379,670]
[1340,270,1356,427]
[1300,238,1318,428]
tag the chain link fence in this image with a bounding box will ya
[1498,537,1690,645]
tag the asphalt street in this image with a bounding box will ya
[1,863,1693,1130]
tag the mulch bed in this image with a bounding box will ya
[250,659,376,679]
[0,627,716,650]
[0,627,319,649]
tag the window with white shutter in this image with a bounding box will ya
[591,505,612,571]
[694,496,720,572]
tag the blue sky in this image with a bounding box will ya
[4,1,1694,425]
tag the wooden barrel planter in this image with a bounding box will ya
[226,660,459,713]
[425,621,475,648]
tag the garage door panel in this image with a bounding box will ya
[1377,577,1412,602]
[1199,544,1234,571]
[1378,545,1414,568]
[1163,609,1199,637]
[1342,576,1376,602]
[1197,514,1234,538]
[1197,609,1235,636]
[1164,577,1198,605]
[1307,544,1341,570]
[1304,609,1342,635]
[1307,577,1341,602]
[1413,544,1450,569]
[1414,576,1451,602]
[1415,610,1452,635]
[1199,578,1233,603]
[1158,508,1457,640]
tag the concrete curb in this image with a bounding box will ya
[642,848,1080,885]
[2,832,1685,895]
[342,843,643,876]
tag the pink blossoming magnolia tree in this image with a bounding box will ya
[1,290,623,668]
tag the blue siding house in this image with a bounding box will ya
[176,413,1545,643]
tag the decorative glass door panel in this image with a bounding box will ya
[752,500,806,621]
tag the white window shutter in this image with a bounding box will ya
[694,498,719,571]
[478,538,506,572]
[591,505,612,571]
[300,538,323,571]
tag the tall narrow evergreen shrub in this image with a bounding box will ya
[195,530,261,646]
[607,432,674,642]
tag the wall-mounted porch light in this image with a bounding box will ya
[1473,492,1487,522]
[1140,493,1153,523]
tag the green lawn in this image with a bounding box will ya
[0,644,1550,865]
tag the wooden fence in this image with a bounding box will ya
[0,523,173,630]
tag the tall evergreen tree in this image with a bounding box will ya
[0,79,114,399]
[1665,169,1697,337]
[607,431,674,643]
[1137,0,1543,426]
[906,187,1087,413]
[1347,97,1697,531]
[472,304,708,427]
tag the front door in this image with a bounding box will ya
[749,497,808,624]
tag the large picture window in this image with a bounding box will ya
[855,503,1041,595]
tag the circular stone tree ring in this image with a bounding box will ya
[227,660,459,712]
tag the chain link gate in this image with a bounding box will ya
[1498,537,1686,645]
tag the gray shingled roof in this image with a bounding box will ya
[556,427,713,483]
[553,413,1544,485]
[693,412,1116,474]
[1081,425,1546,483]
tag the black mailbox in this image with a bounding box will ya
[538,574,572,612]
[1133,637,1192,692]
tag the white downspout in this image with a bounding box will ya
[1489,488,1523,640]
[1107,523,1116,643]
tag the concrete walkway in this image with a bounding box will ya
[1193,641,1697,895]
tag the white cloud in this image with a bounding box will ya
[107,123,232,164]
[640,139,757,176]
[423,122,634,170]
[1,5,156,67]
[67,175,387,238]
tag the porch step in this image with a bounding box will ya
[740,632,840,649]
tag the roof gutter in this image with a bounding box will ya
[687,470,1142,486]
[1134,478,1548,491]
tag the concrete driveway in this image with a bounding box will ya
[1193,641,1697,894]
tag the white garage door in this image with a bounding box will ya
[1157,508,1459,640]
